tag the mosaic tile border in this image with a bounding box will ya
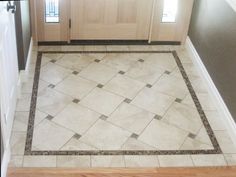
[24,50,222,155]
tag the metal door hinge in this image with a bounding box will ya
[69,19,71,29]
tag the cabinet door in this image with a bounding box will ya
[71,0,153,40]
[36,0,70,42]
[150,0,194,43]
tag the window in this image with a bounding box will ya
[162,0,178,23]
[45,0,59,23]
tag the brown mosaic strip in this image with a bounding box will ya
[24,50,222,156]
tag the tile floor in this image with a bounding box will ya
[9,45,236,168]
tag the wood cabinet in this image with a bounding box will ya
[33,0,194,43]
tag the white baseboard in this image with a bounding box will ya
[17,37,33,98]
[1,145,11,177]
[185,36,236,145]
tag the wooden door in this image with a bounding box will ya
[70,0,154,40]
[0,1,19,170]
[36,0,70,42]
[150,0,194,43]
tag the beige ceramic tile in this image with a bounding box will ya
[224,154,236,165]
[55,75,97,99]
[80,120,131,150]
[104,75,145,99]
[23,156,57,167]
[139,119,188,150]
[79,63,118,84]
[32,120,74,150]
[125,155,159,167]
[91,156,125,167]
[12,112,29,132]
[191,154,227,166]
[80,88,124,116]
[57,156,91,167]
[108,102,154,135]
[132,88,175,116]
[10,132,26,155]
[53,103,100,135]
[158,155,194,167]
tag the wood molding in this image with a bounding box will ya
[7,167,236,177]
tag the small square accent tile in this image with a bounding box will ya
[175,98,182,103]
[138,59,144,63]
[72,99,80,104]
[73,133,82,140]
[164,70,171,75]
[146,84,152,88]
[130,133,139,139]
[50,59,57,63]
[72,71,79,75]
[94,59,101,63]
[97,84,104,88]
[118,71,125,75]
[154,115,162,120]
[124,98,132,104]
[188,133,196,139]
[48,84,55,89]
[99,115,108,120]
[46,115,54,120]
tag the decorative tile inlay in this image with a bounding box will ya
[146,84,152,88]
[100,115,108,120]
[72,99,80,104]
[24,50,222,156]
[138,59,145,63]
[46,115,54,121]
[97,84,104,88]
[164,70,171,75]
[188,133,197,139]
[118,71,125,75]
[175,98,182,103]
[154,115,162,120]
[48,84,55,89]
[72,71,79,75]
[124,98,132,104]
[73,134,82,140]
[130,133,139,139]
[94,59,101,63]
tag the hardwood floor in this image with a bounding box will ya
[7,167,236,177]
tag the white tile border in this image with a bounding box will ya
[185,36,236,147]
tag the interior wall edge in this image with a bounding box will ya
[185,36,236,146]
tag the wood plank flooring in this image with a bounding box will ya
[7,167,236,177]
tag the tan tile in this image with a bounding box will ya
[57,156,91,167]
[205,111,226,131]
[80,120,130,150]
[40,62,72,85]
[23,156,56,167]
[132,88,175,116]
[12,112,29,132]
[10,132,26,155]
[91,156,125,167]
[214,131,236,153]
[191,154,227,166]
[61,138,98,151]
[55,75,97,99]
[84,45,106,51]
[56,54,95,71]
[125,155,159,167]
[163,102,203,134]
[9,156,23,167]
[106,45,129,51]
[37,88,72,116]
[79,63,118,84]
[104,75,145,99]
[32,120,74,150]
[80,88,124,116]
[108,102,154,135]
[61,45,84,51]
[121,138,156,150]
[16,94,31,112]
[53,103,100,135]
[180,138,214,150]
[158,155,194,167]
[224,154,236,165]
[139,120,188,150]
